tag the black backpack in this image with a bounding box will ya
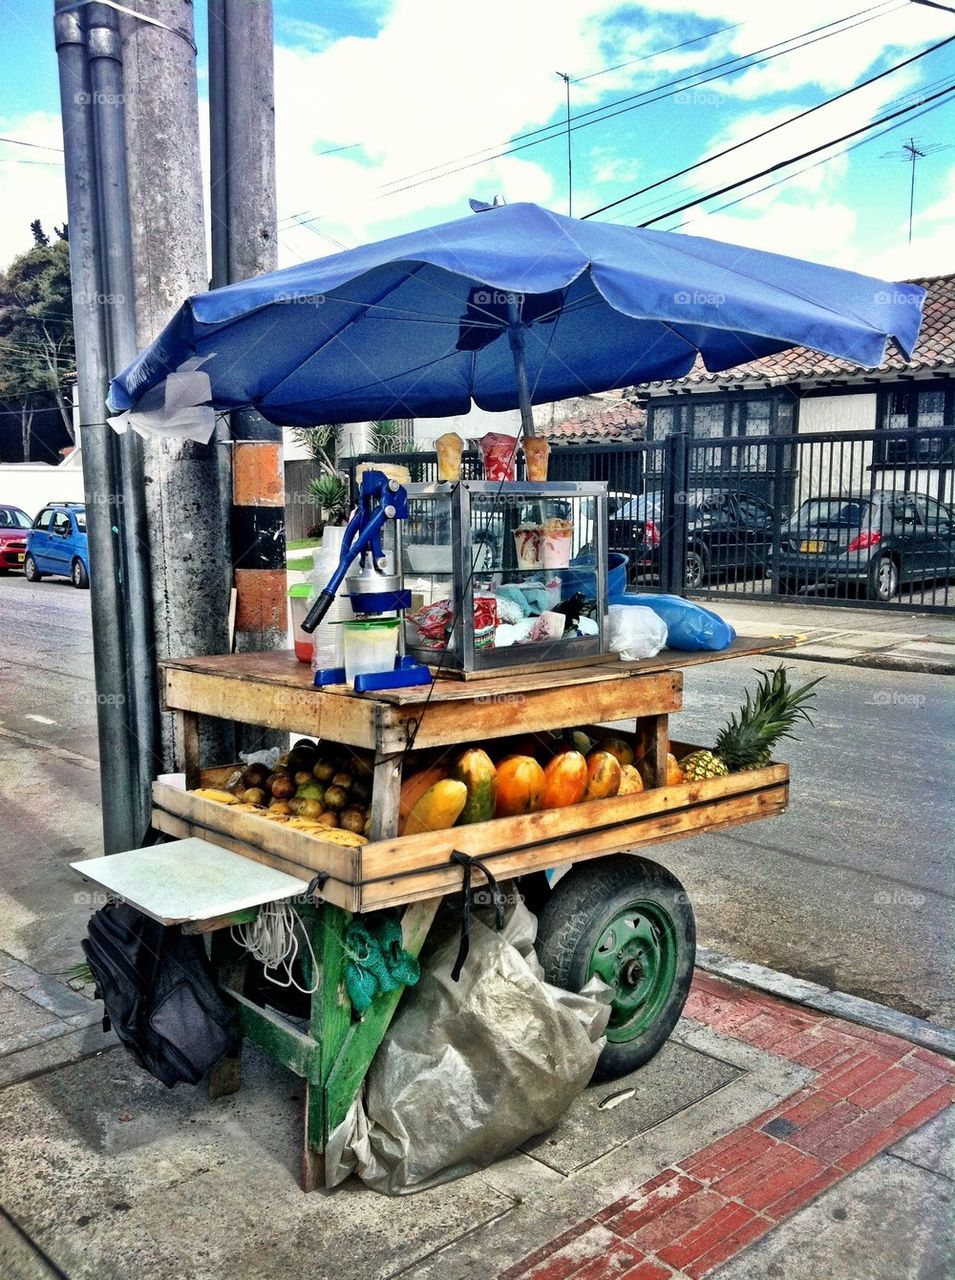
[82,901,239,1087]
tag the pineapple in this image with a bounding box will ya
[681,667,821,780]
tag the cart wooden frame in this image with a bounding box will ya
[151,639,793,1190]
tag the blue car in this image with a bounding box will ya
[25,503,90,589]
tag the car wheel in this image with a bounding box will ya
[536,855,696,1080]
[685,546,708,590]
[23,554,43,582]
[71,557,90,590]
[867,555,898,603]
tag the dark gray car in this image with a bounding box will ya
[777,491,955,602]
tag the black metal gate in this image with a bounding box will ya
[339,426,955,614]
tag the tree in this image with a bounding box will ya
[0,233,75,458]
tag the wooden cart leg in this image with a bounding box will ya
[302,904,353,1192]
[639,713,670,788]
[301,897,442,1191]
[175,709,202,790]
[208,930,249,1100]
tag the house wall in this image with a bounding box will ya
[794,391,876,508]
[413,406,521,446]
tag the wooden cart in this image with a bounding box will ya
[143,637,793,1190]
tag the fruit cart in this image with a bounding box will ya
[140,636,794,1190]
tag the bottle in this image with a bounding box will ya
[310,526,348,675]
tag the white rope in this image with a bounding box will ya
[231,900,322,994]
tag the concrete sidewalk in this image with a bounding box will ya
[0,962,950,1280]
[705,598,955,675]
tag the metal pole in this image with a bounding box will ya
[908,141,917,245]
[556,71,572,216]
[120,0,234,771]
[53,0,139,852]
[86,2,160,838]
[506,295,537,439]
[661,430,688,594]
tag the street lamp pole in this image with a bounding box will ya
[556,70,572,216]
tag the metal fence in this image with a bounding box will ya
[333,427,955,613]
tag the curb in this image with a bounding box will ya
[766,646,955,676]
[696,947,955,1060]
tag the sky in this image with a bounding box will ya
[0,0,953,288]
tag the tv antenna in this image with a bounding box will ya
[880,136,953,244]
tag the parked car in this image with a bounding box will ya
[0,505,33,573]
[608,488,775,589]
[777,491,955,602]
[24,503,90,588]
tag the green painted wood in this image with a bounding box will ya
[304,904,353,1188]
[229,989,321,1081]
[208,931,249,1099]
[324,897,440,1134]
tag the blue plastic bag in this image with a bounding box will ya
[609,593,736,652]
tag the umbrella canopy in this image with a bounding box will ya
[108,202,925,429]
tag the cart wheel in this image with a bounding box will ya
[536,855,695,1081]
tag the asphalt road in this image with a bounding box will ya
[0,573,952,1024]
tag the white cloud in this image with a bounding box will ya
[0,112,68,268]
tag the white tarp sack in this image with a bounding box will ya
[609,603,668,660]
[325,901,611,1194]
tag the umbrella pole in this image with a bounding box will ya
[506,297,537,439]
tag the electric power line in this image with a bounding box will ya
[584,31,955,218]
[280,0,905,230]
[632,80,955,227]
[662,91,955,229]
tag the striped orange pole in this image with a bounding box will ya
[232,430,287,652]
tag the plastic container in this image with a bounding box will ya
[288,584,315,664]
[561,553,628,602]
[342,618,400,683]
[310,527,349,673]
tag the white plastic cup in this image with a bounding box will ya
[342,618,400,684]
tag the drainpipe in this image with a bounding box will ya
[86,1,160,838]
[53,0,139,852]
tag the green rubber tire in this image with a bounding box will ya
[536,855,696,1081]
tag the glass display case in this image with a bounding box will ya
[399,481,610,675]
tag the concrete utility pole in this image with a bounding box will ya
[208,0,287,658]
[119,0,234,769]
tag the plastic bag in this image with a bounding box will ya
[324,901,611,1195]
[610,593,736,652]
[609,604,668,660]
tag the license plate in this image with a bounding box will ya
[799,540,825,554]
[15,553,24,563]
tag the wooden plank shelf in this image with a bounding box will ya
[151,754,789,912]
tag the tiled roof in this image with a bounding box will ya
[539,401,647,443]
[644,274,955,392]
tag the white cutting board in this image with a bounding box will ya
[71,838,310,926]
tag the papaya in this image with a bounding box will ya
[584,749,622,801]
[618,764,645,795]
[541,750,588,809]
[666,752,685,786]
[449,747,498,825]
[402,779,468,836]
[600,735,636,768]
[398,764,447,829]
[568,729,596,756]
[495,755,546,817]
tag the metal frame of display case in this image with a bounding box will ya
[402,480,611,675]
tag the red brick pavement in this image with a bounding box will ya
[500,972,954,1280]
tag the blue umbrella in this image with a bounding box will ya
[108,202,925,431]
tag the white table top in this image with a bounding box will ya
[71,838,311,926]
